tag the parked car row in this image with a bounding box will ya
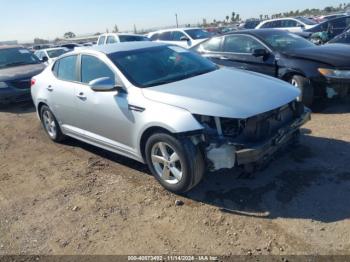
[1,20,349,193]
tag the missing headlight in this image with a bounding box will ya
[193,114,244,139]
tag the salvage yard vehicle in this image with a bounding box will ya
[328,27,350,44]
[306,16,350,44]
[34,47,69,65]
[192,29,350,106]
[148,28,210,49]
[0,46,45,105]
[255,17,317,32]
[97,33,150,45]
[31,42,310,193]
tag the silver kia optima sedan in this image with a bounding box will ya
[31,42,311,193]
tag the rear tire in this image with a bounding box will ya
[290,75,314,107]
[40,105,65,142]
[145,133,205,193]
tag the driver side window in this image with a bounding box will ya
[223,35,266,54]
[81,55,115,84]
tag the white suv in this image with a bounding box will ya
[256,17,317,33]
[148,28,210,49]
[97,33,149,45]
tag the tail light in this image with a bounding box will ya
[31,79,36,87]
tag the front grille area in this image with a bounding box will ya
[9,79,31,90]
[241,103,298,143]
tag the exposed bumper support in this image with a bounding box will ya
[235,108,311,166]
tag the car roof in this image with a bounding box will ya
[74,41,168,55]
[36,47,67,52]
[223,29,289,37]
[100,33,144,37]
[326,15,350,22]
[150,27,202,34]
[260,17,299,23]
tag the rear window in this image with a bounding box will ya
[119,35,149,42]
[0,48,40,69]
[184,29,210,40]
[296,17,317,25]
[47,49,68,58]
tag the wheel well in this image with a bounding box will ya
[140,127,172,161]
[37,102,48,119]
[282,72,305,82]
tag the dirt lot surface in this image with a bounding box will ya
[0,100,350,256]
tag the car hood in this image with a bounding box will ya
[142,68,299,119]
[285,44,350,67]
[0,63,45,82]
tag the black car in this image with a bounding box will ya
[0,46,45,105]
[306,16,350,44]
[192,29,350,106]
[238,19,261,30]
[328,28,350,44]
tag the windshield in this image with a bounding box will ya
[296,17,317,25]
[0,48,40,69]
[47,49,68,58]
[184,29,211,40]
[262,32,315,52]
[109,45,217,87]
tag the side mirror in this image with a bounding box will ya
[180,36,190,41]
[299,24,305,29]
[89,77,124,92]
[42,56,49,62]
[252,49,269,57]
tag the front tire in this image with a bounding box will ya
[40,105,65,142]
[145,133,205,193]
[290,75,314,107]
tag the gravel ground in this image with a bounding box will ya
[0,100,349,256]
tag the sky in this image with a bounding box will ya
[0,0,346,42]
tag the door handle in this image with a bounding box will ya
[76,92,87,100]
[47,85,53,92]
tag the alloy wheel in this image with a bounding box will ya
[42,110,57,139]
[151,142,183,185]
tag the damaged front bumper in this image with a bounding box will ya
[236,108,311,166]
[202,107,311,171]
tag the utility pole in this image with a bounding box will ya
[175,13,179,28]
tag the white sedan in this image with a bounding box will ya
[148,28,210,49]
[256,17,317,33]
[34,47,69,65]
